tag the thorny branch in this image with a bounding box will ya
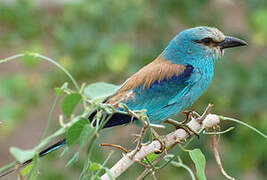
[136,141,180,180]
[101,104,219,180]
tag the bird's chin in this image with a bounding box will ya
[212,47,223,60]
[220,48,224,57]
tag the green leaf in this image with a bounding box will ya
[28,154,39,180]
[20,164,33,177]
[143,153,159,164]
[93,176,101,180]
[189,149,207,180]
[89,162,101,172]
[9,147,35,163]
[84,82,120,100]
[54,82,68,96]
[66,118,89,146]
[54,88,62,96]
[60,146,70,157]
[61,93,82,118]
[19,154,39,180]
[66,152,79,167]
[79,124,95,149]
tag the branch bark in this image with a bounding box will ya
[101,105,220,180]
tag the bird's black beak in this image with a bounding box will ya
[218,36,247,49]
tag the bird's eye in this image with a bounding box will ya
[201,38,213,44]
[194,38,213,45]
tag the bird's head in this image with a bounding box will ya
[163,26,247,65]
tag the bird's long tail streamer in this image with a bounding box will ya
[1,110,135,178]
[0,139,66,178]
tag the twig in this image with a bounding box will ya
[197,104,213,123]
[0,53,79,90]
[170,156,196,180]
[18,168,25,180]
[135,159,151,169]
[100,143,129,154]
[151,171,157,180]
[131,126,148,158]
[211,128,235,180]
[220,116,267,139]
[101,106,219,180]
[203,127,235,135]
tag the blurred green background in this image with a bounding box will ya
[0,0,266,179]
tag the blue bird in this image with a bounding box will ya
[100,26,247,128]
[0,26,247,177]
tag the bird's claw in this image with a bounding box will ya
[130,125,148,159]
[165,119,199,138]
[151,128,166,154]
[182,110,200,124]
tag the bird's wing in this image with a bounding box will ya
[90,55,196,128]
[106,55,194,114]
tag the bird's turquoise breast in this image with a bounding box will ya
[150,63,214,123]
[182,62,214,109]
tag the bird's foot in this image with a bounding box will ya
[131,125,148,159]
[151,128,166,154]
[165,119,199,138]
[118,103,138,124]
[181,110,200,124]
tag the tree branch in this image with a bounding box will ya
[101,105,220,180]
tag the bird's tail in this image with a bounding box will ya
[1,110,135,178]
[0,139,66,178]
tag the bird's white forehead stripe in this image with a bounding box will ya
[208,27,225,42]
[194,27,225,42]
